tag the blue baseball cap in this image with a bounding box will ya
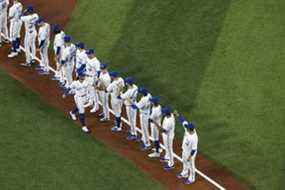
[26,5,34,13]
[161,106,172,116]
[64,35,71,43]
[75,42,85,49]
[149,96,159,104]
[36,17,44,24]
[100,63,108,70]
[186,122,195,130]
[52,24,61,33]
[86,49,95,55]
[109,71,118,78]
[138,86,148,95]
[124,77,134,85]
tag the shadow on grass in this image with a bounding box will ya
[109,0,232,112]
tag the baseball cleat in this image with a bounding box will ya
[176,173,187,179]
[152,147,163,153]
[16,48,21,53]
[39,70,49,75]
[81,126,91,133]
[111,126,122,132]
[126,134,137,141]
[159,157,169,163]
[148,152,160,158]
[20,62,32,67]
[164,164,174,171]
[98,112,104,118]
[90,106,99,113]
[35,65,43,71]
[140,144,151,151]
[8,52,18,58]
[69,111,77,121]
[100,117,109,122]
[184,179,194,185]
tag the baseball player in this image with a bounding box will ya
[20,5,39,67]
[7,0,22,57]
[148,96,162,158]
[37,18,50,74]
[131,86,152,150]
[75,42,87,72]
[85,49,100,113]
[0,0,9,46]
[52,25,65,80]
[96,63,111,122]
[150,106,175,170]
[61,35,76,88]
[67,68,91,134]
[119,77,138,141]
[106,71,125,132]
[176,116,198,185]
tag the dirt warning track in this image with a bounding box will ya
[0,1,248,190]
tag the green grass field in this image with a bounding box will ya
[66,0,285,189]
[0,70,163,190]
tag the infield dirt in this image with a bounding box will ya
[0,1,248,189]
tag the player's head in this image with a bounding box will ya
[76,42,85,50]
[138,86,148,96]
[185,122,195,132]
[100,63,108,71]
[52,24,61,34]
[36,17,44,26]
[149,96,159,106]
[109,71,118,80]
[124,77,134,87]
[64,35,72,45]
[162,106,172,117]
[86,49,95,58]
[26,5,34,14]
[13,0,19,4]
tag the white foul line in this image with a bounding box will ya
[1,33,226,190]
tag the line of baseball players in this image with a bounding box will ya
[0,1,199,185]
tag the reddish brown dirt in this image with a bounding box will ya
[0,1,249,190]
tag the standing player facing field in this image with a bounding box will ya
[37,17,50,74]
[8,0,22,58]
[52,25,65,80]
[107,71,125,132]
[20,5,39,67]
[176,115,198,185]
[0,0,9,46]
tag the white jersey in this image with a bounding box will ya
[70,80,89,97]
[86,57,100,77]
[21,13,39,33]
[106,77,125,101]
[9,2,22,21]
[0,0,8,14]
[136,93,152,114]
[61,44,76,65]
[53,31,65,52]
[182,130,198,152]
[97,71,111,90]
[76,50,88,69]
[121,85,138,106]
[162,114,175,138]
[150,105,162,125]
[38,23,50,44]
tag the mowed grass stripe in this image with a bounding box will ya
[0,69,163,190]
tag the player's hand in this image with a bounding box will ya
[62,93,67,99]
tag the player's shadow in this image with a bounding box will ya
[109,0,232,112]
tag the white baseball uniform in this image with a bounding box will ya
[97,71,111,120]
[106,77,125,118]
[70,79,89,114]
[162,114,175,167]
[53,31,65,77]
[0,0,9,43]
[8,1,22,41]
[136,93,152,147]
[61,43,76,87]
[76,49,88,70]
[21,13,39,64]
[181,128,198,182]
[38,23,50,71]
[86,56,100,110]
[121,85,138,136]
[150,105,162,142]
